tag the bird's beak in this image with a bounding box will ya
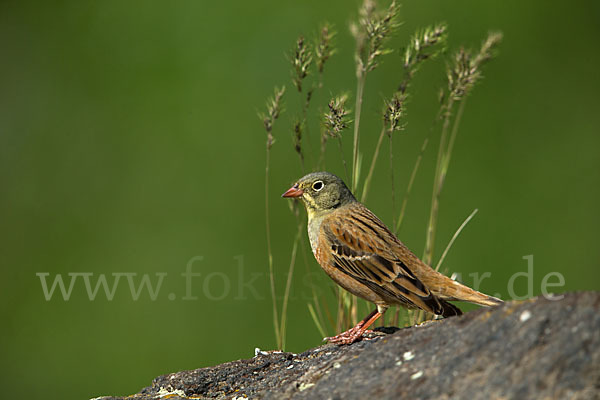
[281,183,304,198]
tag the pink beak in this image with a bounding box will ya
[282,183,304,198]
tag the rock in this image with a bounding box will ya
[95,292,600,400]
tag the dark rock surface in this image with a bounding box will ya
[96,292,600,400]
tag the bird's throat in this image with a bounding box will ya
[307,212,325,255]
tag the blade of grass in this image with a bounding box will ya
[361,126,386,202]
[261,86,285,348]
[423,95,454,266]
[389,128,397,228]
[395,137,429,233]
[265,148,281,348]
[424,32,502,265]
[351,0,400,192]
[279,220,303,349]
[352,76,366,192]
[442,97,468,177]
[308,304,327,338]
[435,208,478,272]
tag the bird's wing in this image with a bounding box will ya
[321,204,454,316]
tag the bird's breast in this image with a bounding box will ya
[307,215,325,259]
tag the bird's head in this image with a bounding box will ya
[281,171,356,215]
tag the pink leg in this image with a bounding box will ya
[324,309,384,345]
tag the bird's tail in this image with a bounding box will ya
[438,299,463,318]
[426,269,504,307]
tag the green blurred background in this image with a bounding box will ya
[1,0,599,398]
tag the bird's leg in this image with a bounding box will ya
[324,309,384,345]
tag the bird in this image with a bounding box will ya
[282,171,503,345]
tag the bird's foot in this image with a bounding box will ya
[323,329,375,345]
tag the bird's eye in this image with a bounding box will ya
[312,180,324,191]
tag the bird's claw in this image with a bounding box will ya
[323,329,375,345]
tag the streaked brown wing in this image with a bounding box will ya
[322,204,447,315]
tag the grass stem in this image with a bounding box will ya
[423,96,455,265]
[395,137,429,233]
[361,125,386,202]
[279,220,303,349]
[352,74,366,192]
[265,149,281,348]
[435,209,478,272]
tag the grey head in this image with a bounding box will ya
[281,171,356,214]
